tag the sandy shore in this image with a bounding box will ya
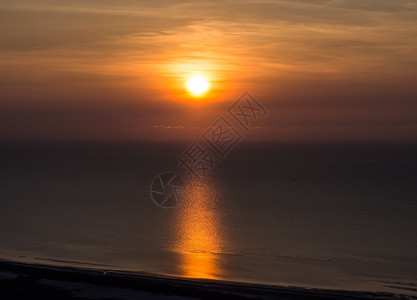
[0,259,414,300]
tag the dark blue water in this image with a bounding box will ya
[0,141,416,295]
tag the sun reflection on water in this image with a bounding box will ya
[172,177,223,279]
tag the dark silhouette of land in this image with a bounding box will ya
[0,260,414,300]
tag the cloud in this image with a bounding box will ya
[0,0,416,140]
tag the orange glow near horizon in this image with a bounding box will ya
[186,75,210,96]
[172,177,223,279]
[2,2,417,141]
[157,59,233,102]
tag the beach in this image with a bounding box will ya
[2,259,416,300]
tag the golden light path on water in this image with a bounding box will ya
[171,176,223,279]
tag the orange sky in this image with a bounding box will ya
[1,0,416,141]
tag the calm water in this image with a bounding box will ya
[0,141,416,295]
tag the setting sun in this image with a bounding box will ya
[186,75,210,96]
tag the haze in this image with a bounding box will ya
[1,0,416,141]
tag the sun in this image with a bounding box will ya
[186,75,210,96]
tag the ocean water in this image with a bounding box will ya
[0,141,416,295]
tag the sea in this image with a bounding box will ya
[0,140,416,296]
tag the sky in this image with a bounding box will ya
[0,0,416,141]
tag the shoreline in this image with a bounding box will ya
[1,259,415,300]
